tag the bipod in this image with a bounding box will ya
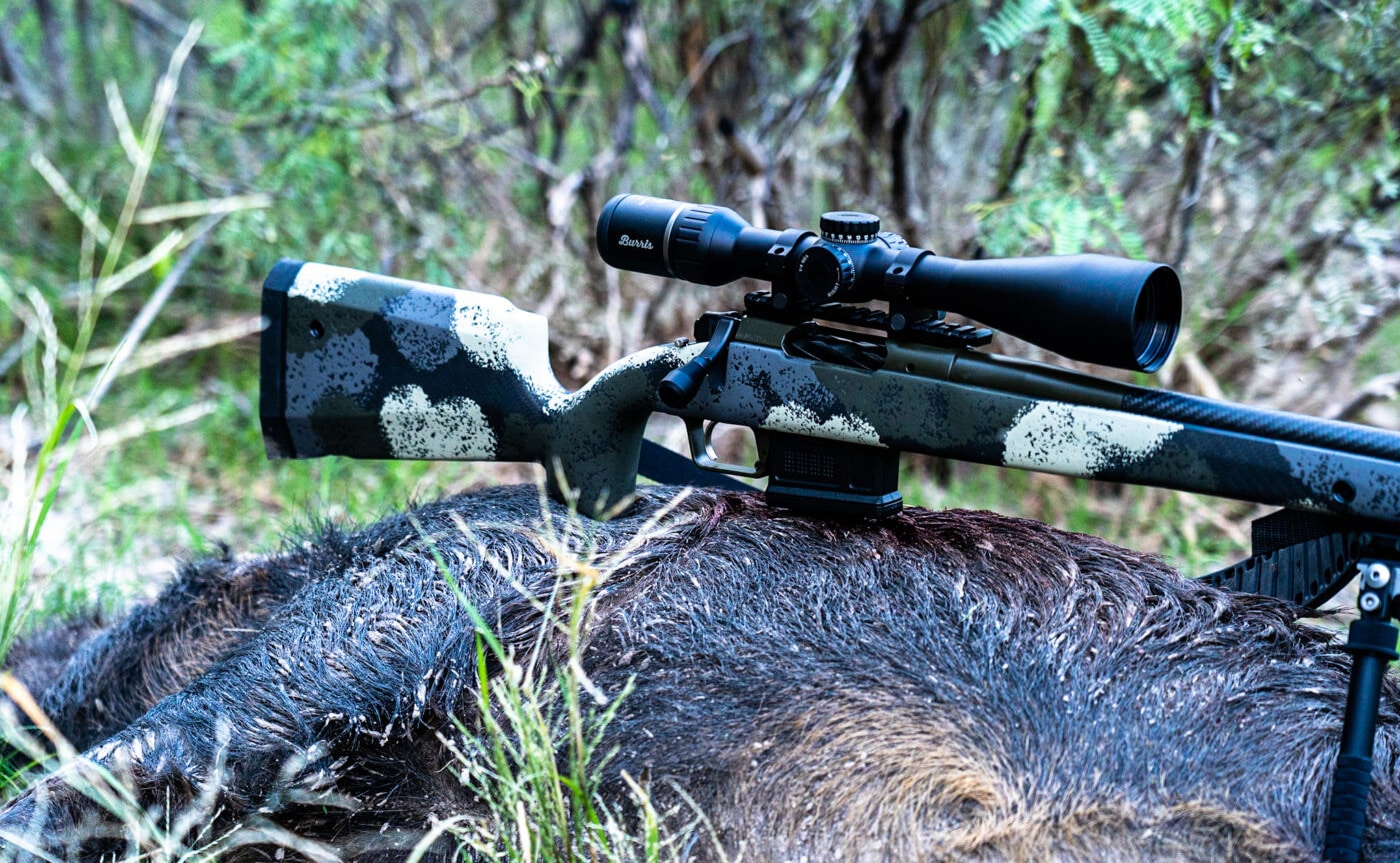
[1323,537,1400,862]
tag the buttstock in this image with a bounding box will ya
[260,260,700,518]
[260,259,563,464]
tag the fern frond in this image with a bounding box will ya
[981,0,1057,54]
[1110,0,1163,27]
[1074,12,1121,75]
[1050,199,1092,255]
[1182,0,1218,40]
[1108,23,1183,81]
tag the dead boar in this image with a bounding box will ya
[0,483,1396,861]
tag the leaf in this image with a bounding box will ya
[981,0,1057,54]
[1074,13,1121,76]
[1050,198,1092,255]
[133,194,274,225]
[28,153,113,248]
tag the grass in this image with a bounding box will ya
[22,357,482,615]
[0,59,704,850]
[0,679,345,861]
[415,496,713,862]
[0,489,704,862]
[1,24,205,664]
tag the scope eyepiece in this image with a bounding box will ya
[597,195,759,286]
[597,193,1182,372]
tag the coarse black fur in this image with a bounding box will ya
[1,484,1397,861]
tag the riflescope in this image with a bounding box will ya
[597,194,1181,372]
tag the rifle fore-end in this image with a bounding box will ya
[260,260,699,517]
[651,315,1400,524]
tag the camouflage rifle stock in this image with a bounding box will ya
[261,259,1400,526]
[261,248,1400,542]
[259,258,700,518]
[260,195,1400,862]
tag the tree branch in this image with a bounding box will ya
[992,53,1042,201]
[0,10,51,119]
[33,0,78,122]
[115,0,196,42]
[176,74,519,132]
[1328,371,1400,423]
[1170,33,1227,269]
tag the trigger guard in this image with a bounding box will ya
[684,418,766,478]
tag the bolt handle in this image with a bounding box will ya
[659,316,740,408]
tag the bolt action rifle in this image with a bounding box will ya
[260,194,1400,861]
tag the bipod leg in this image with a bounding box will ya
[1323,559,1400,863]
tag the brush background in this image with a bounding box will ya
[1,0,1398,628]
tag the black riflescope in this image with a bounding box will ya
[597,194,1181,372]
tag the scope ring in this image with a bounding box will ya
[884,247,931,295]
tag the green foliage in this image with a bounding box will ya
[982,0,1220,81]
[0,26,213,664]
[980,0,1056,56]
[408,508,697,861]
[0,0,1396,665]
[970,177,1145,258]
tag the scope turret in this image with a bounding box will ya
[597,193,1181,372]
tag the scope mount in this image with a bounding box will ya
[744,210,997,350]
[744,291,994,351]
